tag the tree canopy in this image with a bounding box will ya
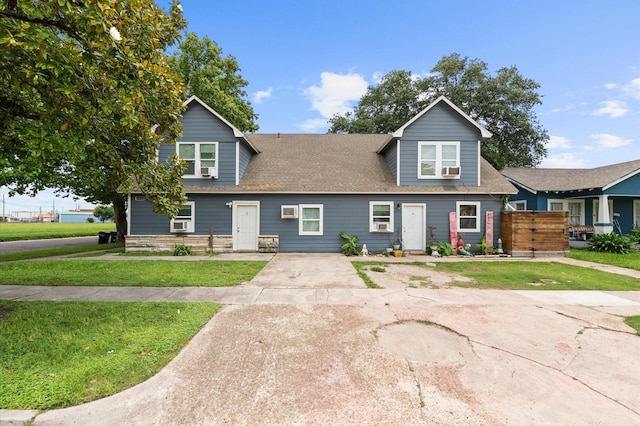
[0,0,189,240]
[169,32,258,132]
[329,54,549,169]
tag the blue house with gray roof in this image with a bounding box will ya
[125,96,516,253]
[502,160,640,236]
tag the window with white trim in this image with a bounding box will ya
[299,204,323,235]
[634,200,640,227]
[177,142,218,177]
[457,201,480,232]
[418,141,460,178]
[369,201,394,232]
[170,201,195,233]
[548,199,584,225]
[508,200,527,210]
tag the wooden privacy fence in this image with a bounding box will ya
[500,211,570,257]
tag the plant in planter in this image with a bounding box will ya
[339,231,363,256]
[427,226,439,256]
[393,237,402,251]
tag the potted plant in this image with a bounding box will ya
[428,226,439,256]
[393,237,402,251]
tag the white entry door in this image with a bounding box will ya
[233,201,259,251]
[402,203,426,251]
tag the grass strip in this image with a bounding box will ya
[625,316,640,335]
[0,223,115,242]
[0,300,219,409]
[429,261,640,290]
[569,249,640,271]
[0,244,124,263]
[0,259,266,287]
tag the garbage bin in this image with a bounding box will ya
[110,231,118,243]
[98,231,110,244]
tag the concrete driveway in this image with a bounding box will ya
[18,254,640,425]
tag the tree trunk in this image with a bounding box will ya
[113,197,127,243]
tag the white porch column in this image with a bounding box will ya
[594,194,613,234]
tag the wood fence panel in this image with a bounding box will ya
[500,211,570,257]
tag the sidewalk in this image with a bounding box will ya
[1,253,640,425]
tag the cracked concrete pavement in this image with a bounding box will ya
[3,253,639,425]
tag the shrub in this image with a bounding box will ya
[629,226,640,244]
[173,244,192,256]
[587,232,632,254]
[436,241,454,256]
[339,232,362,256]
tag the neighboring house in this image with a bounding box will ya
[57,210,100,223]
[501,160,640,235]
[126,96,516,253]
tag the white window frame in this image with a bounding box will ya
[511,200,527,211]
[369,201,394,232]
[634,200,640,228]
[418,141,460,179]
[176,142,219,178]
[170,201,195,233]
[548,199,585,225]
[299,204,323,236]
[457,201,481,232]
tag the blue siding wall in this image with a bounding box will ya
[158,102,240,187]
[382,141,398,183]
[129,193,503,253]
[607,173,640,195]
[238,140,254,180]
[398,103,481,187]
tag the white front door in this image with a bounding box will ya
[233,201,259,251]
[402,203,426,251]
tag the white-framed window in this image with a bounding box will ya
[511,200,527,211]
[170,201,195,233]
[369,201,394,232]
[457,201,480,232]
[633,200,640,227]
[548,199,584,225]
[299,204,323,235]
[418,141,460,179]
[177,142,218,177]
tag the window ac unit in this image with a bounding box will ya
[376,222,389,231]
[200,167,217,179]
[172,221,189,232]
[442,166,461,177]
[281,205,298,219]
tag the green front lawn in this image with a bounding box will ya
[0,222,115,242]
[0,300,219,409]
[569,249,640,271]
[0,259,267,287]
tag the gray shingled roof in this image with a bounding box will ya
[501,159,640,192]
[184,133,516,194]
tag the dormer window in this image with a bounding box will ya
[177,142,218,178]
[418,141,460,179]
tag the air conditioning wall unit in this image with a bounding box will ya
[171,221,189,232]
[281,205,298,219]
[201,167,218,179]
[375,222,390,232]
[442,166,461,177]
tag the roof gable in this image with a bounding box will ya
[501,159,640,192]
[392,96,492,139]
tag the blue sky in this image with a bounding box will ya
[3,0,639,214]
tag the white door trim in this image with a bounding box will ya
[232,201,260,251]
[401,203,426,251]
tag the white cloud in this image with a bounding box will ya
[551,104,575,113]
[547,136,572,149]
[298,118,331,133]
[604,83,618,90]
[624,77,640,100]
[304,72,369,118]
[253,87,273,104]
[590,133,632,148]
[540,153,587,168]
[591,100,628,118]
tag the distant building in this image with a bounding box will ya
[57,209,99,223]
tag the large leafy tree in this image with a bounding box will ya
[169,32,258,132]
[0,0,189,241]
[329,54,549,169]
